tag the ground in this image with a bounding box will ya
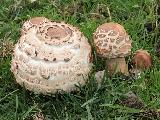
[0,0,160,120]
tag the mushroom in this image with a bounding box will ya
[93,22,132,76]
[129,49,152,79]
[131,49,152,70]
[11,20,92,95]
[21,17,50,35]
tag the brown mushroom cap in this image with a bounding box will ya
[36,21,75,46]
[21,17,50,35]
[93,22,132,58]
[11,21,92,95]
[132,49,152,69]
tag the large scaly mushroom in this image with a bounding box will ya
[11,19,92,95]
[93,22,132,76]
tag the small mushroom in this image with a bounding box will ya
[11,19,92,95]
[129,49,152,80]
[93,22,132,76]
[131,49,152,70]
[21,17,50,35]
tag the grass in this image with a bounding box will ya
[0,0,160,119]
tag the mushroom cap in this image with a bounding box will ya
[11,21,92,95]
[21,17,50,35]
[93,22,132,59]
[132,49,152,69]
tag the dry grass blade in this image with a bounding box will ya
[33,112,45,120]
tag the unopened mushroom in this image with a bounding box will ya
[93,22,132,76]
[131,49,152,69]
[129,49,152,80]
[21,17,50,35]
[11,20,92,95]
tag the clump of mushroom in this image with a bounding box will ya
[93,22,132,76]
[11,17,92,95]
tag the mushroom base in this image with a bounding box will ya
[106,57,129,76]
[15,75,88,95]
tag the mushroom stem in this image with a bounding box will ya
[106,57,129,76]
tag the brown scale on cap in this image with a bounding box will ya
[21,17,50,35]
[37,22,74,46]
[93,22,132,76]
[46,27,68,38]
[132,49,152,69]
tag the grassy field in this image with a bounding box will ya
[0,0,160,119]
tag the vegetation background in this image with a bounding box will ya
[0,0,160,119]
